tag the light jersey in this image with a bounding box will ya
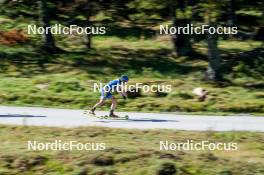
[104,79,122,93]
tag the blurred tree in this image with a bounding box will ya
[200,0,223,81]
[170,0,193,56]
[1,0,58,51]
[227,0,236,27]
[56,0,110,49]
[1,0,262,53]
[38,0,57,51]
[128,0,194,56]
[84,0,92,49]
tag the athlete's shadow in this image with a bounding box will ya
[98,118,178,123]
[0,114,46,118]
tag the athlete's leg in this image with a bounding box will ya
[109,96,118,117]
[90,97,105,114]
[90,88,108,114]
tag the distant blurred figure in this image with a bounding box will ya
[192,87,209,101]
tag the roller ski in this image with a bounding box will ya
[84,110,129,120]
[105,113,129,120]
[84,110,103,119]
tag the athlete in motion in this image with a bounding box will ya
[89,75,129,117]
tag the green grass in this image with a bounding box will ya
[0,39,263,115]
[0,125,263,175]
[0,16,263,115]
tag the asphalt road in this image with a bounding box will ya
[0,106,263,132]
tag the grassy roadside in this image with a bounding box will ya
[0,15,264,115]
[0,39,263,115]
[0,125,263,175]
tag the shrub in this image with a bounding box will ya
[168,91,193,100]
[92,155,114,166]
[50,81,85,92]
[0,29,28,45]
[157,162,177,175]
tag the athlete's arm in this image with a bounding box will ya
[119,92,127,100]
[116,80,127,99]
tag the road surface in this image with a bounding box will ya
[0,106,263,132]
